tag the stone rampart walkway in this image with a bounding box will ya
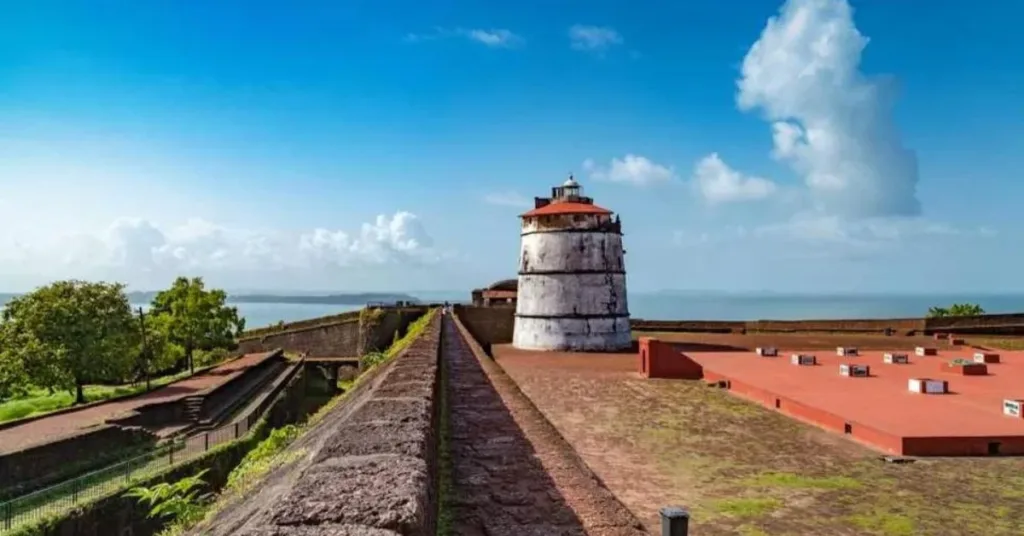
[445,316,646,535]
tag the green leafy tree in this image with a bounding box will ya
[927,303,985,318]
[1,280,138,404]
[136,310,185,390]
[150,277,245,375]
[0,324,31,400]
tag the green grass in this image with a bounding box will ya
[0,371,193,424]
[436,332,454,536]
[744,472,862,490]
[847,511,916,536]
[712,497,783,518]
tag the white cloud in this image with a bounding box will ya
[692,153,777,204]
[465,29,522,48]
[736,0,920,219]
[568,25,623,53]
[483,192,532,208]
[0,212,440,287]
[583,155,676,186]
[405,27,523,48]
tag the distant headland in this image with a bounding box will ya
[0,291,421,307]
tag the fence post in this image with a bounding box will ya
[660,506,689,536]
[169,442,175,465]
[235,422,240,439]
[205,433,210,451]
[4,500,11,530]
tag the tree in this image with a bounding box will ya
[136,309,184,390]
[150,277,245,375]
[0,325,30,401]
[1,280,138,404]
[927,303,986,318]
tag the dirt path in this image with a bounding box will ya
[445,317,647,536]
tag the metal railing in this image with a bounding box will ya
[0,362,302,533]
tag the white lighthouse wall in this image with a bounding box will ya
[521,213,610,234]
[516,273,628,316]
[519,232,624,273]
[513,316,633,351]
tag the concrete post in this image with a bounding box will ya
[660,506,689,536]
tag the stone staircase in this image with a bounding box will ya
[182,396,205,423]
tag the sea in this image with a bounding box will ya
[133,292,1024,331]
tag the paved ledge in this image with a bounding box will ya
[191,315,441,536]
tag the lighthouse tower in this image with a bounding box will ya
[513,175,631,352]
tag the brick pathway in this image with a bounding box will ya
[0,351,277,455]
[445,317,647,536]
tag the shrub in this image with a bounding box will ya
[927,303,985,318]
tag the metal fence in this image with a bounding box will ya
[0,362,301,533]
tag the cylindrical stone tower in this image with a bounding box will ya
[512,175,631,352]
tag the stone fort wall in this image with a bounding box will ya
[237,306,430,357]
[454,305,1024,345]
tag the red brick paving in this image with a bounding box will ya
[689,348,1024,455]
[0,351,277,455]
[447,317,646,536]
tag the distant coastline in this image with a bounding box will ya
[0,291,421,307]
[225,293,420,305]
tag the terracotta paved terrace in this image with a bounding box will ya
[0,351,278,455]
[689,347,1024,456]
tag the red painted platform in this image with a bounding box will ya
[686,348,1024,456]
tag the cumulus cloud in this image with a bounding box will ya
[692,153,777,204]
[736,0,920,219]
[405,27,523,48]
[583,155,676,186]
[483,192,532,208]
[1,212,439,283]
[568,25,623,53]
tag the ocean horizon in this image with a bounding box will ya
[126,292,1024,331]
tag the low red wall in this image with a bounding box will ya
[902,436,1024,456]
[631,320,743,333]
[746,318,924,334]
[452,308,1024,344]
[634,312,1024,336]
[925,312,1024,334]
[637,338,703,379]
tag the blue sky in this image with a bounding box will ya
[0,0,1021,294]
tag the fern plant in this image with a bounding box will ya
[126,469,212,529]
